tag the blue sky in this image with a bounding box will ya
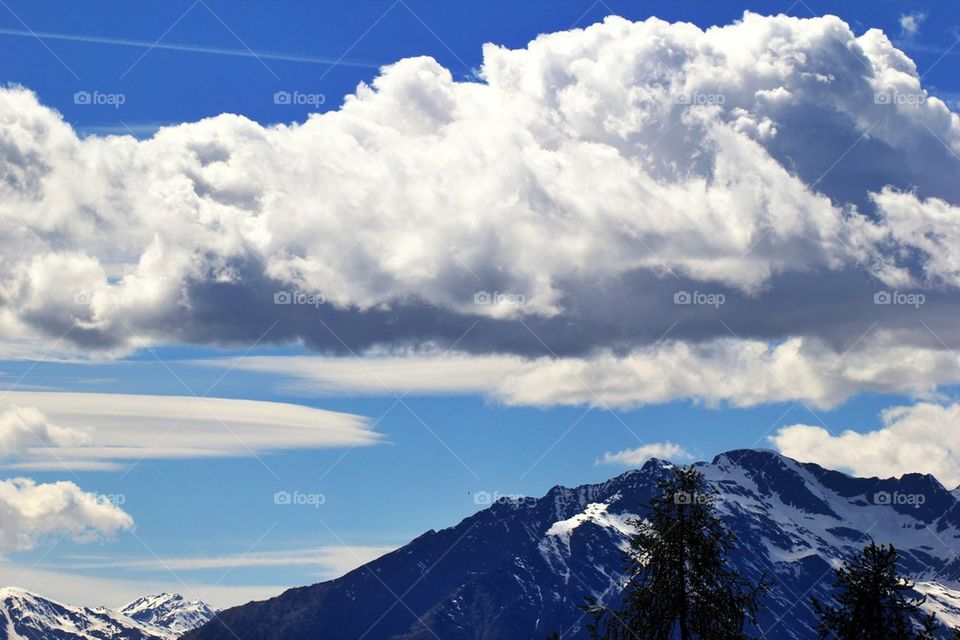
[3,0,960,609]
[4,1,960,133]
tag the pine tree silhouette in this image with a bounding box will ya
[812,541,939,639]
[584,466,765,639]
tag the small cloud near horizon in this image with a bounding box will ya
[598,442,694,467]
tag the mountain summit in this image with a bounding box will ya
[120,593,218,636]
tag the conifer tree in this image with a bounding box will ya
[812,541,939,640]
[584,466,765,639]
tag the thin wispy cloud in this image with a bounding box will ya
[898,11,926,39]
[0,27,381,68]
[0,559,282,609]
[61,545,396,577]
[0,391,383,470]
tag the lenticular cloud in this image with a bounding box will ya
[0,12,958,359]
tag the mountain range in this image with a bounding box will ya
[0,590,215,640]
[6,449,960,639]
[182,449,960,639]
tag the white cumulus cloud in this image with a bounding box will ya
[2,12,960,422]
[0,477,134,553]
[770,401,960,487]
[0,11,957,362]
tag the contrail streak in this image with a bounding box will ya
[0,27,381,68]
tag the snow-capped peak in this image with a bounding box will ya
[120,593,218,635]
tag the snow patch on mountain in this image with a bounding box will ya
[917,582,960,630]
[545,502,634,540]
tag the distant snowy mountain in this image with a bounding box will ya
[120,593,217,636]
[183,449,960,640]
[0,588,215,640]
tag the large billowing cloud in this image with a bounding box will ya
[1,12,960,412]
[0,477,133,553]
